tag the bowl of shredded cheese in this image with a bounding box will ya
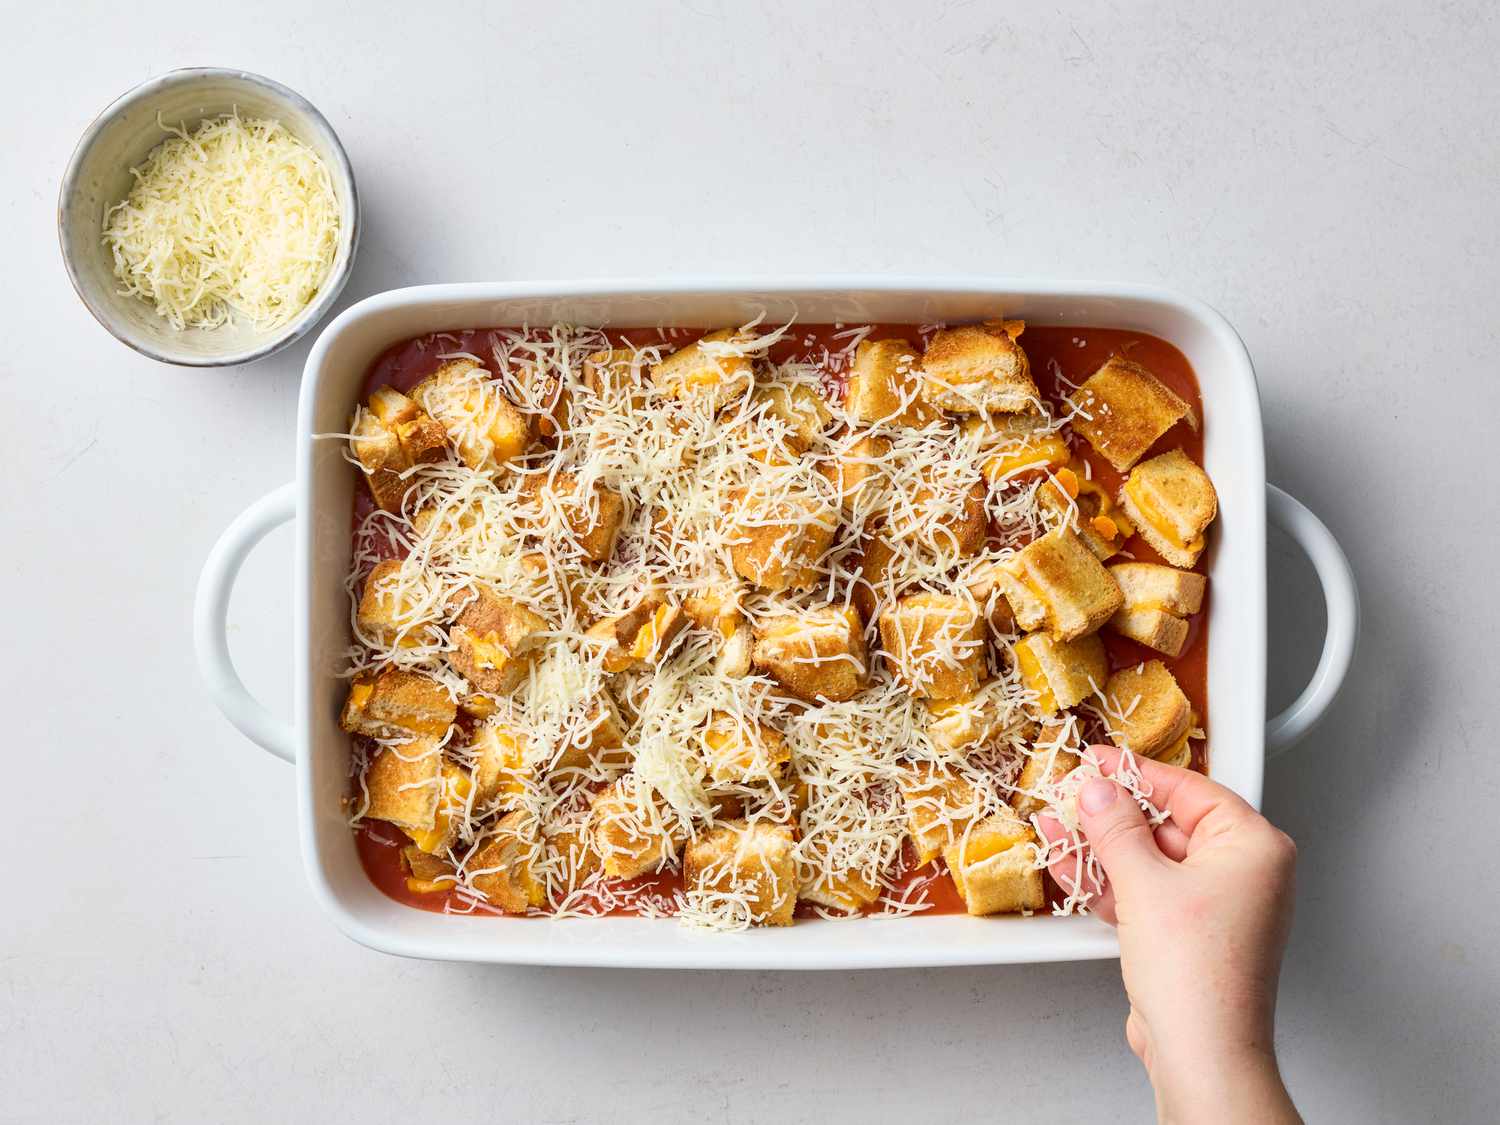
[59,68,358,366]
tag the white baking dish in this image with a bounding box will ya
[194,278,1358,969]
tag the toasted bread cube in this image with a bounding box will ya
[360,738,444,832]
[852,534,899,624]
[406,763,476,854]
[467,810,546,913]
[997,527,1124,641]
[412,359,533,472]
[698,712,791,784]
[925,682,1025,754]
[728,491,838,592]
[524,471,626,563]
[1069,357,1194,472]
[944,813,1044,915]
[880,593,987,701]
[1010,723,1083,817]
[752,606,868,703]
[585,594,687,673]
[650,328,755,411]
[963,559,1019,637]
[824,433,891,512]
[845,338,933,426]
[356,560,438,648]
[717,624,754,678]
[1103,661,1195,760]
[351,409,414,512]
[685,821,797,926]
[369,385,450,466]
[1037,465,1137,560]
[401,844,458,895]
[799,870,883,914]
[589,776,685,879]
[448,587,549,695]
[920,319,1038,415]
[1108,561,1207,658]
[1118,449,1218,568]
[753,380,833,450]
[898,762,983,867]
[340,669,456,739]
[1012,632,1107,714]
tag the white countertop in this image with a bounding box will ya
[5,3,1497,1121]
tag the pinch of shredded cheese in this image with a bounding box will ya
[102,113,339,331]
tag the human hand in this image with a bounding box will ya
[1037,747,1301,1125]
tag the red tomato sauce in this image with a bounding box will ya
[352,322,1208,918]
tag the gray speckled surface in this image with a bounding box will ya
[5,3,1496,1121]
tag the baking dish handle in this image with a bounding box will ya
[1263,484,1359,758]
[193,482,298,763]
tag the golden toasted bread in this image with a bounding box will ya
[1103,660,1194,760]
[879,592,987,701]
[997,527,1124,641]
[1118,449,1218,568]
[752,606,868,703]
[844,338,933,425]
[919,319,1039,414]
[1011,632,1107,714]
[684,820,798,926]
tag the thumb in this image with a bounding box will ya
[1077,777,1165,889]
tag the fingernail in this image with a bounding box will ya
[1080,778,1118,814]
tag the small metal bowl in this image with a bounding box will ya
[58,68,360,367]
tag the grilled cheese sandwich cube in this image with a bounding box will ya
[852,533,899,624]
[340,669,457,739]
[356,560,437,648]
[752,606,868,703]
[401,844,458,895]
[823,433,891,512]
[909,478,989,557]
[1068,357,1195,471]
[448,586,549,695]
[685,821,797,927]
[1010,723,1083,817]
[963,559,1020,637]
[925,683,1024,754]
[360,738,445,832]
[753,380,833,450]
[1108,561,1207,658]
[406,762,475,854]
[584,594,687,673]
[684,584,744,638]
[467,810,546,913]
[728,492,838,592]
[554,694,630,772]
[351,409,415,513]
[919,319,1039,415]
[997,527,1124,641]
[982,431,1072,485]
[468,719,534,809]
[589,776,685,879]
[650,328,755,411]
[524,471,626,563]
[411,359,533,472]
[944,814,1044,915]
[1037,466,1137,560]
[844,338,934,426]
[1103,661,1195,761]
[369,384,450,464]
[1012,632,1107,714]
[1118,449,1218,568]
[898,762,983,867]
[799,869,882,914]
[583,348,646,399]
[698,712,791,784]
[880,593,988,701]
[546,812,605,891]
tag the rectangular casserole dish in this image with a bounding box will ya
[194,278,1356,969]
